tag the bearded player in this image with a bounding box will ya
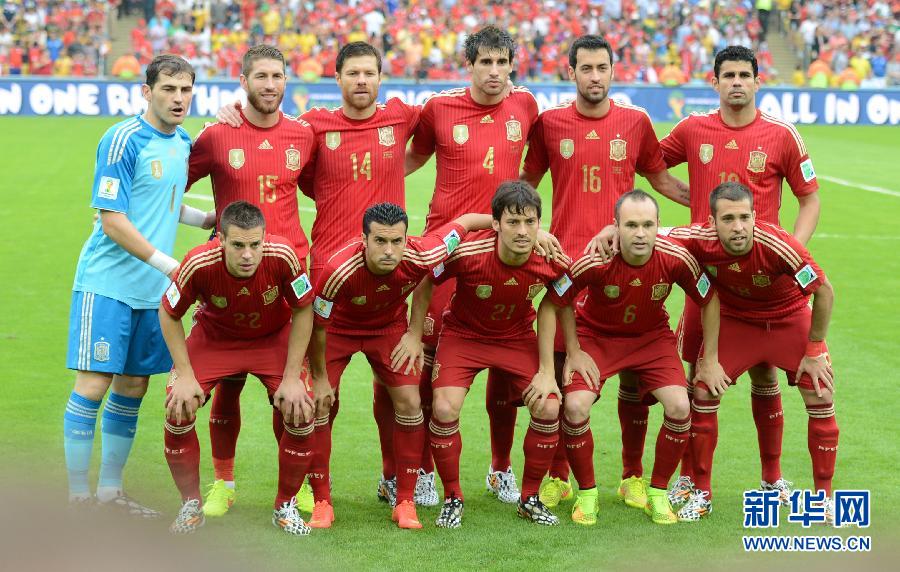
[521,34,691,512]
[406,26,544,503]
[160,201,317,536]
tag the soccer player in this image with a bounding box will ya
[186,44,317,518]
[211,41,426,510]
[426,181,569,528]
[406,26,542,503]
[520,34,690,511]
[667,182,837,521]
[658,45,820,510]
[63,54,197,516]
[306,203,492,529]
[536,190,723,525]
[160,201,317,536]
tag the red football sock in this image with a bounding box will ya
[548,407,570,480]
[521,416,560,499]
[618,386,649,479]
[429,418,463,500]
[419,361,435,473]
[807,403,839,495]
[309,414,332,503]
[679,387,695,479]
[650,415,691,490]
[689,399,720,498]
[209,376,245,482]
[486,370,516,470]
[271,407,285,444]
[373,381,396,479]
[165,418,202,502]
[394,411,425,503]
[275,420,315,507]
[562,416,595,490]
[751,384,784,483]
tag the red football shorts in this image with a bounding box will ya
[566,328,687,404]
[325,328,419,389]
[698,306,823,391]
[431,335,556,404]
[422,278,455,349]
[676,298,703,364]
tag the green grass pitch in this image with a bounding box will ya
[1,116,897,570]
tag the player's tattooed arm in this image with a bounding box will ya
[276,306,316,426]
[793,192,821,245]
[391,279,431,375]
[583,223,618,262]
[216,100,244,128]
[158,308,205,424]
[694,293,730,395]
[645,169,690,207]
[307,323,335,417]
[798,277,835,397]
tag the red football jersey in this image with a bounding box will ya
[187,111,316,256]
[411,87,539,233]
[659,109,818,223]
[523,100,667,254]
[298,99,421,270]
[548,236,712,336]
[433,229,570,340]
[668,222,825,320]
[312,223,466,335]
[162,234,314,340]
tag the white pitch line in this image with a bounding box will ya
[819,175,900,198]
[814,233,900,240]
[184,193,426,220]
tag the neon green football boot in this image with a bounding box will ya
[202,479,235,517]
[571,487,599,526]
[538,477,573,508]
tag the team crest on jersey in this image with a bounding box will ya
[560,139,574,159]
[262,286,279,305]
[228,149,245,169]
[210,295,227,308]
[326,132,341,150]
[351,296,367,305]
[651,283,670,301]
[506,120,522,142]
[527,283,544,301]
[285,147,302,171]
[93,340,110,363]
[378,126,396,147]
[752,274,771,287]
[150,160,163,179]
[453,125,469,145]
[747,150,767,173]
[609,139,627,161]
[475,285,492,299]
[699,144,714,165]
[604,285,620,299]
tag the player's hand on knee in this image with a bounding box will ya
[524,371,561,412]
[797,354,834,398]
[311,375,335,417]
[275,379,311,426]
[564,349,601,391]
[165,373,204,424]
[535,230,569,263]
[390,331,424,376]
[216,101,243,127]
[695,358,731,397]
[583,224,618,262]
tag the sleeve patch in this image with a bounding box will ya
[800,158,816,183]
[696,274,711,298]
[443,229,461,255]
[794,264,818,288]
[97,176,120,200]
[165,282,181,306]
[433,263,445,278]
[552,274,573,296]
[313,296,333,319]
[291,273,313,299]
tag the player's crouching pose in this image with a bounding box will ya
[669,182,838,522]
[159,201,317,536]
[538,190,725,525]
[306,203,492,529]
[424,181,570,528]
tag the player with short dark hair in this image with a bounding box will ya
[159,201,317,536]
[536,190,723,525]
[306,203,492,529]
[425,182,570,528]
[63,54,197,517]
[522,33,690,512]
[407,26,544,503]
[667,182,837,522]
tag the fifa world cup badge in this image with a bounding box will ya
[699,144,714,164]
[559,139,574,159]
[453,125,469,145]
[228,149,245,169]
[475,285,492,299]
[326,132,341,150]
